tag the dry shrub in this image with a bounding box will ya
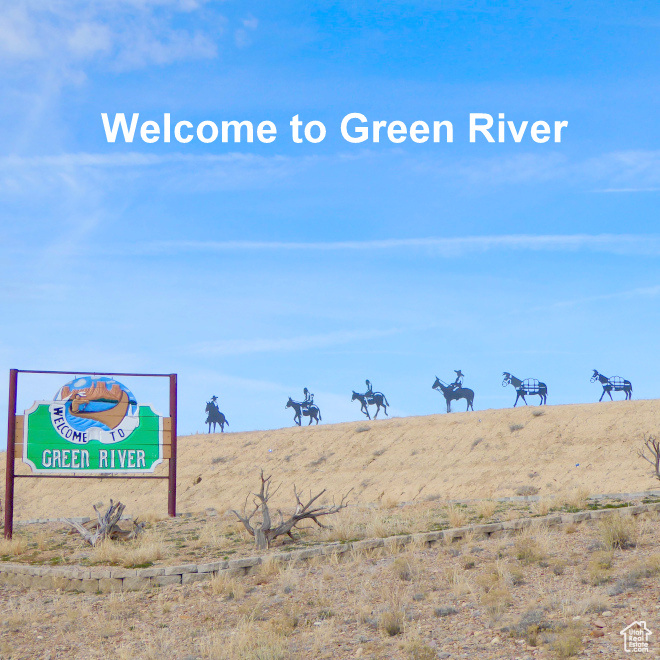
[316,506,364,543]
[34,531,49,551]
[509,566,525,585]
[514,536,546,564]
[586,555,613,586]
[0,537,27,557]
[91,531,165,568]
[475,500,497,520]
[107,593,134,621]
[599,513,637,549]
[277,564,299,594]
[516,485,539,497]
[380,494,399,509]
[402,631,437,660]
[135,511,168,524]
[190,519,235,551]
[256,556,280,583]
[199,618,288,660]
[392,556,416,581]
[480,586,512,619]
[379,609,405,636]
[552,621,584,658]
[445,565,472,597]
[533,498,552,516]
[446,504,467,528]
[209,572,246,600]
[268,607,300,637]
[557,488,590,511]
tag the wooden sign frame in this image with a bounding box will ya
[4,369,178,539]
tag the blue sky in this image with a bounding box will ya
[1,1,659,437]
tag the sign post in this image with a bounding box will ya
[4,370,177,539]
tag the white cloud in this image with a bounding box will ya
[545,285,660,309]
[0,0,222,72]
[140,233,660,258]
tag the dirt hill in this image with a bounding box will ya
[3,399,659,520]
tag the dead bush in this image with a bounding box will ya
[600,513,637,549]
[551,621,584,658]
[379,609,405,636]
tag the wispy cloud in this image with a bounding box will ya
[4,148,660,195]
[0,1,221,72]
[546,284,660,309]
[140,234,660,258]
[189,328,404,356]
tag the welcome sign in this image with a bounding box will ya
[22,376,167,474]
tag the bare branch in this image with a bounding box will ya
[61,500,134,546]
[638,435,660,479]
[231,471,352,550]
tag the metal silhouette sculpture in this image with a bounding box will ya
[205,396,229,433]
[502,373,547,406]
[591,370,632,401]
[286,389,322,426]
[432,373,474,412]
[351,380,389,419]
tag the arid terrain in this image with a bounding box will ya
[0,399,659,659]
[3,399,659,519]
[0,503,659,659]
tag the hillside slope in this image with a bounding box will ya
[2,399,658,520]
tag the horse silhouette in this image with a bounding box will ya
[351,390,389,419]
[286,397,322,426]
[205,401,229,433]
[591,370,632,401]
[432,377,474,412]
[502,373,547,406]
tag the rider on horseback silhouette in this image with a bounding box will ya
[303,387,314,407]
[451,370,464,391]
[365,380,373,400]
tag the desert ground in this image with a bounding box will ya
[3,399,660,519]
[0,399,659,659]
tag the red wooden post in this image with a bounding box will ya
[168,373,177,517]
[4,369,18,539]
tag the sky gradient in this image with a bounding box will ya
[1,1,659,437]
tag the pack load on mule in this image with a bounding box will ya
[591,370,633,401]
[432,370,474,412]
[351,379,389,419]
[501,373,548,406]
[286,388,322,426]
[205,395,229,432]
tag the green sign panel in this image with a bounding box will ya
[23,376,164,474]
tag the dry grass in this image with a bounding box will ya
[551,621,584,658]
[532,497,552,516]
[199,618,288,660]
[91,531,165,568]
[557,488,590,511]
[379,608,405,636]
[0,537,28,556]
[2,510,660,659]
[513,526,550,564]
[599,512,638,549]
[209,572,247,600]
[5,399,660,522]
[446,504,468,528]
[475,500,497,519]
[402,630,437,659]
